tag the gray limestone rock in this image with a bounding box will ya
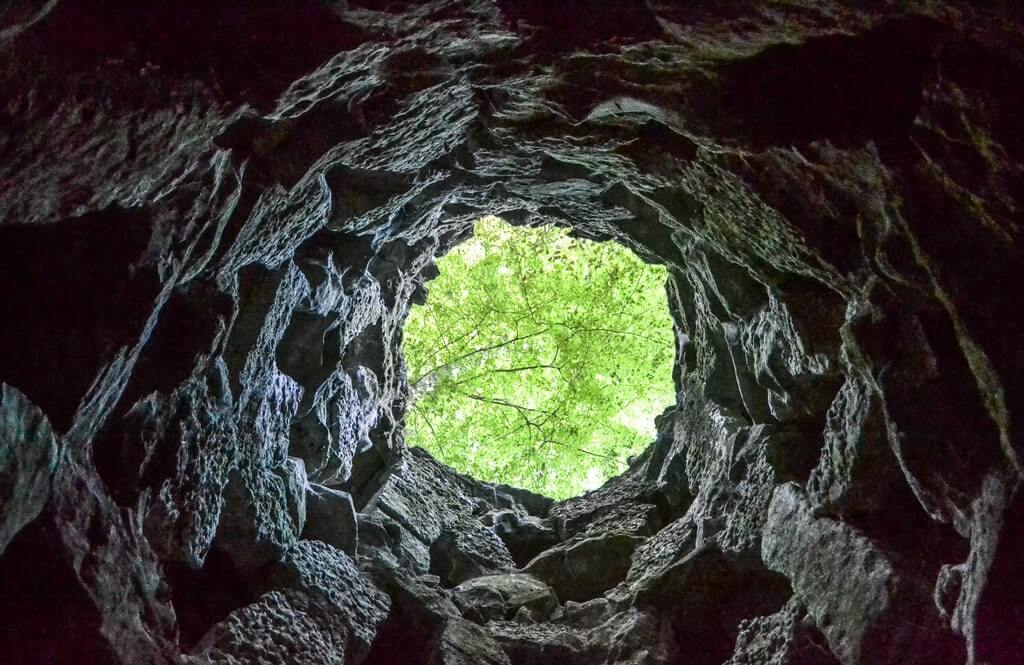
[213,462,303,572]
[488,509,560,567]
[523,532,645,603]
[267,541,390,658]
[427,618,512,665]
[762,483,961,665]
[452,573,559,623]
[193,590,351,665]
[430,515,515,586]
[0,2,1021,663]
[724,599,840,665]
[0,384,60,555]
[487,607,679,665]
[301,483,358,555]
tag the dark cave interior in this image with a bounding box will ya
[0,2,1022,664]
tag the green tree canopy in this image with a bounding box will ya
[402,216,676,498]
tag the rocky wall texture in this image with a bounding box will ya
[0,1,1021,664]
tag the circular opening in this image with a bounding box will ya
[402,216,676,499]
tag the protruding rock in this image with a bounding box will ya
[213,462,304,571]
[724,599,840,665]
[267,540,390,657]
[0,384,60,555]
[427,618,512,665]
[453,573,559,624]
[430,516,515,586]
[487,607,679,665]
[489,509,560,567]
[302,483,358,554]
[939,471,1024,665]
[279,456,308,537]
[194,541,390,663]
[762,483,962,665]
[523,532,644,603]
[192,590,352,665]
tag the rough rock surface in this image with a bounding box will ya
[452,573,559,624]
[523,532,644,603]
[0,384,61,553]
[0,2,1022,664]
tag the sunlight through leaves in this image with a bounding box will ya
[402,216,676,498]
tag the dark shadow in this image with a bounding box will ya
[706,17,942,152]
[164,547,258,652]
[0,521,114,665]
[12,1,367,108]
[0,208,160,432]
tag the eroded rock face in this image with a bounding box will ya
[0,385,61,553]
[0,1,1021,664]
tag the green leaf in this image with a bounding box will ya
[403,216,675,499]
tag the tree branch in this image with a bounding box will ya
[540,438,627,466]
[409,328,551,398]
[456,391,542,413]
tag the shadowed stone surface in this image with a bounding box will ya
[762,484,960,664]
[302,483,358,555]
[523,532,644,603]
[0,2,1021,664]
[0,385,61,554]
[452,573,559,624]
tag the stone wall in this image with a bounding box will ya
[0,2,1021,663]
